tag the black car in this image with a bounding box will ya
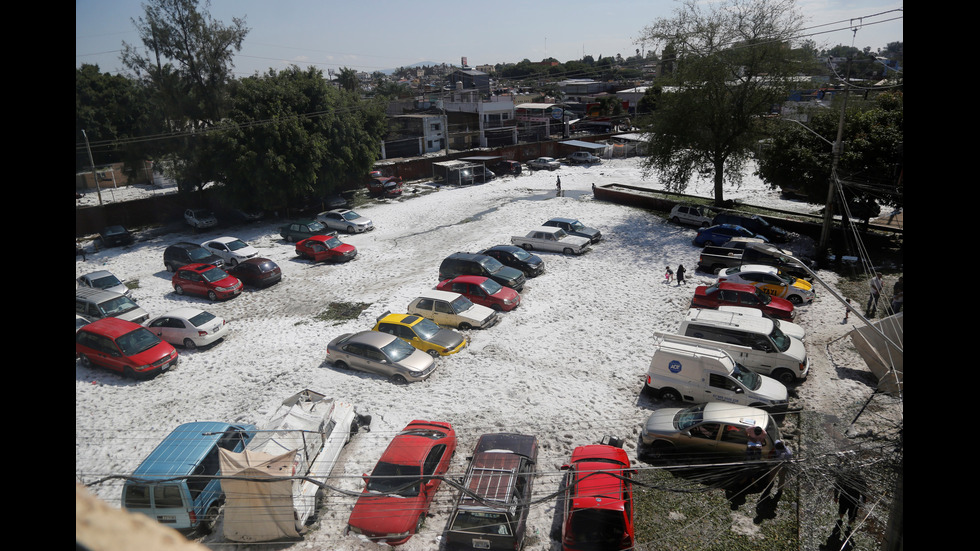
[99,225,134,247]
[542,218,602,244]
[439,252,526,292]
[478,245,545,278]
[225,257,282,288]
[489,160,522,176]
[163,242,225,272]
[711,212,790,243]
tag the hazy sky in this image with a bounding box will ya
[76,0,903,77]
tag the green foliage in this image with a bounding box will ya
[337,67,359,93]
[75,64,153,171]
[212,66,387,210]
[756,91,903,210]
[315,302,371,324]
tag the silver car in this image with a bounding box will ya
[527,157,560,171]
[316,209,375,233]
[77,270,130,297]
[326,331,436,383]
[639,402,783,463]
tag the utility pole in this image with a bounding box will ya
[82,129,103,206]
[819,55,854,255]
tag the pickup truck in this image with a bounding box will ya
[697,242,813,280]
[511,226,590,255]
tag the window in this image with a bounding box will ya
[709,373,739,392]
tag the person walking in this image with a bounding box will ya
[556,175,561,191]
[676,264,686,285]
[833,472,867,533]
[890,276,904,314]
[664,266,673,283]
[865,273,883,317]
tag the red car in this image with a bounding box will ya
[560,444,636,551]
[171,263,243,301]
[76,317,178,379]
[295,234,357,263]
[691,281,795,321]
[436,275,521,311]
[347,420,456,545]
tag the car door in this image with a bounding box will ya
[147,317,177,343]
[343,342,384,376]
[678,422,722,455]
[419,444,449,507]
[432,300,456,326]
[707,372,747,405]
[177,270,205,296]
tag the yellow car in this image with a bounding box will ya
[372,312,467,357]
[718,264,815,305]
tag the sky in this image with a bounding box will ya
[76,0,903,79]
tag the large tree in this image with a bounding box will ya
[75,64,153,173]
[639,0,809,206]
[211,66,387,210]
[121,0,248,192]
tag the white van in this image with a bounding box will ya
[717,305,806,341]
[646,333,788,410]
[678,309,809,385]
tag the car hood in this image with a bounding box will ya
[399,349,436,372]
[785,336,807,363]
[333,244,356,254]
[561,235,592,247]
[349,492,423,535]
[130,341,177,365]
[756,375,789,402]
[642,408,683,437]
[430,329,465,350]
[460,303,496,324]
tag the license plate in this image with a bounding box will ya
[157,515,176,523]
[472,539,490,549]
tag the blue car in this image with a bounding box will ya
[693,224,768,247]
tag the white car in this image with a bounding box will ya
[144,307,230,349]
[568,151,601,164]
[201,236,259,266]
[511,226,591,255]
[185,209,217,229]
[77,270,130,297]
[718,264,815,305]
[717,306,806,341]
[316,209,374,233]
[669,204,713,227]
[527,157,560,171]
[407,290,499,330]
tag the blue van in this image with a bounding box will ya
[122,421,257,533]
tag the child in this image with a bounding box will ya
[665,266,674,283]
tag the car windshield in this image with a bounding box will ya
[510,248,531,260]
[479,278,503,295]
[226,239,248,251]
[479,257,505,273]
[753,289,772,304]
[187,247,212,261]
[381,337,416,362]
[105,226,126,235]
[412,318,442,340]
[567,509,627,545]
[188,311,217,327]
[201,267,230,283]
[92,274,122,289]
[366,461,421,496]
[450,295,476,314]
[308,221,326,232]
[100,296,139,316]
[731,363,762,390]
[769,325,791,352]
[323,237,342,248]
[342,211,360,220]
[451,511,512,535]
[116,328,162,356]
[675,404,707,431]
[568,220,585,231]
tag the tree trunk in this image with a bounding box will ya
[713,157,726,206]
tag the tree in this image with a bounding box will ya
[756,91,903,216]
[337,67,359,93]
[121,0,248,192]
[639,0,808,206]
[211,66,387,210]
[75,64,152,172]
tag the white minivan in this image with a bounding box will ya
[678,308,809,385]
[646,333,788,410]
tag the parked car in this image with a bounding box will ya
[316,208,375,233]
[712,212,790,243]
[436,275,521,311]
[184,208,217,229]
[98,225,134,247]
[567,151,601,164]
[511,226,591,255]
[171,263,243,301]
[279,219,331,242]
[445,433,538,551]
[543,217,602,243]
[639,402,785,463]
[77,270,130,297]
[489,159,522,176]
[692,281,796,321]
[717,305,806,341]
[76,317,179,379]
[718,264,815,305]
[200,236,259,266]
[163,242,224,272]
[367,176,403,197]
[373,312,467,357]
[478,245,545,277]
[669,204,713,227]
[144,307,229,349]
[326,330,437,383]
[122,422,255,533]
[559,443,636,551]
[75,287,149,324]
[439,252,526,292]
[693,224,767,247]
[346,420,457,545]
[225,257,282,288]
[407,290,500,330]
[295,234,357,262]
[527,157,560,171]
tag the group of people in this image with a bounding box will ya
[664,264,687,285]
[865,273,904,318]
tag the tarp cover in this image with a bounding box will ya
[219,448,301,541]
[849,312,903,397]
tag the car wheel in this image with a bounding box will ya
[703,240,714,247]
[124,366,137,379]
[458,322,472,330]
[646,441,676,463]
[199,505,220,534]
[79,353,92,368]
[347,226,354,233]
[659,388,681,402]
[521,244,532,251]
[165,262,175,272]
[174,285,184,295]
[229,258,238,266]
[788,295,802,305]
[414,514,425,534]
[671,216,681,224]
[427,350,440,358]
[207,290,218,301]
[773,369,796,386]
[563,248,573,255]
[183,338,197,349]
[334,360,349,370]
[491,305,502,312]
[391,374,408,385]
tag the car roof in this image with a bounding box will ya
[734,264,780,275]
[547,217,577,224]
[685,308,774,332]
[378,313,426,327]
[701,402,771,427]
[483,245,521,253]
[129,422,253,479]
[302,233,338,242]
[179,263,218,273]
[714,281,758,292]
[80,316,143,338]
[532,226,563,234]
[207,236,240,244]
[444,275,488,285]
[416,289,463,302]
[82,269,114,279]
[157,307,206,320]
[348,330,398,347]
[172,241,206,250]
